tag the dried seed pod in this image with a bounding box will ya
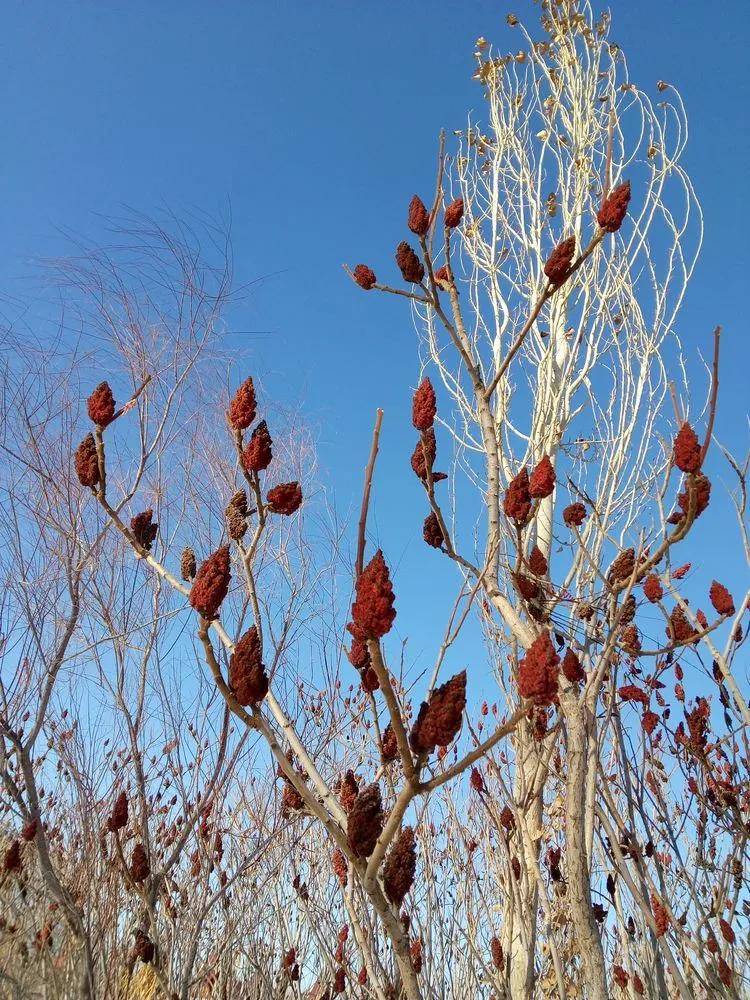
[74,434,100,488]
[561,648,585,684]
[229,626,268,705]
[350,549,396,639]
[130,842,150,883]
[490,937,503,970]
[642,710,659,736]
[225,490,248,541]
[673,422,702,474]
[717,958,733,988]
[242,420,273,472]
[361,667,380,693]
[543,236,576,285]
[347,636,370,671]
[410,428,446,483]
[383,826,416,906]
[470,767,484,793]
[87,381,116,427]
[106,791,129,833]
[267,481,302,515]
[709,581,735,616]
[619,594,636,625]
[651,893,669,937]
[620,625,641,655]
[412,378,436,431]
[410,671,467,754]
[338,770,359,814]
[281,781,305,814]
[395,241,425,284]
[529,455,555,498]
[407,195,431,236]
[518,631,559,705]
[444,197,464,229]
[352,264,377,290]
[133,929,154,964]
[433,264,452,290]
[667,605,696,645]
[515,574,541,602]
[130,509,158,551]
[504,468,531,523]
[563,502,586,527]
[719,918,735,945]
[597,180,631,233]
[189,546,231,620]
[676,473,711,520]
[347,783,384,858]
[180,547,197,582]
[332,847,348,886]
[607,548,635,584]
[423,512,444,549]
[227,378,257,430]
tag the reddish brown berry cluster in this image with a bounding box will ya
[180,547,197,582]
[130,842,150,883]
[189,546,231,619]
[518,632,559,705]
[607,548,635,584]
[490,937,503,971]
[651,893,669,937]
[130,509,158,551]
[75,434,100,488]
[225,490,248,541]
[337,770,359,814]
[667,605,696,645]
[673,422,702,474]
[642,710,659,736]
[350,550,396,639]
[410,671,467,754]
[412,378,436,431]
[620,625,641,655]
[619,685,649,707]
[643,574,663,603]
[229,626,269,705]
[227,378,257,430]
[529,455,556,498]
[243,420,273,472]
[561,648,585,684]
[504,468,531,523]
[597,180,631,233]
[3,840,22,873]
[528,545,547,576]
[332,847,348,886]
[543,236,576,285]
[87,381,116,427]
[347,784,384,858]
[709,581,735,616]
[133,929,154,964]
[444,197,464,228]
[423,512,444,549]
[106,791,129,833]
[21,819,37,842]
[267,481,302,515]
[396,242,425,284]
[381,724,398,763]
[408,195,431,237]
[353,264,377,290]
[563,502,586,527]
[383,826,416,906]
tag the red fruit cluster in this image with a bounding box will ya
[709,581,735,616]
[667,605,696,645]
[130,842,150,883]
[642,574,663,603]
[410,428,446,483]
[470,767,484,793]
[434,264,452,289]
[381,723,398,763]
[243,420,273,472]
[518,632,559,705]
[267,482,302,515]
[3,840,22,873]
[408,195,431,236]
[543,236,576,285]
[87,381,116,427]
[423,512,444,549]
[607,548,635,584]
[528,545,547,576]
[444,197,464,228]
[75,434,100,488]
[181,547,197,582]
[347,783,384,858]
[563,502,586,527]
[338,770,359,814]
[504,468,531,523]
[21,819,37,842]
[347,636,370,672]
[490,937,503,970]
[619,685,649,707]
[225,490,248,541]
[189,546,231,620]
[396,242,425,284]
[227,378,257,430]
[613,965,629,989]
[561,648,585,684]
[133,929,154,964]
[719,918,735,945]
[332,847,348,886]
[106,791,129,833]
[515,574,541,602]
[410,671,467,754]
[131,509,158,551]
[383,826,416,906]
[353,264,377,290]
[651,893,669,937]
[642,710,659,736]
[412,378,436,431]
[597,180,631,233]
[620,625,641,655]
[529,455,556,499]
[350,550,396,639]
[673,422,702,474]
[718,958,733,988]
[229,626,269,705]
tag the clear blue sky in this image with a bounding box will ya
[1,1,747,679]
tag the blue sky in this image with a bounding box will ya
[1,1,747,683]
